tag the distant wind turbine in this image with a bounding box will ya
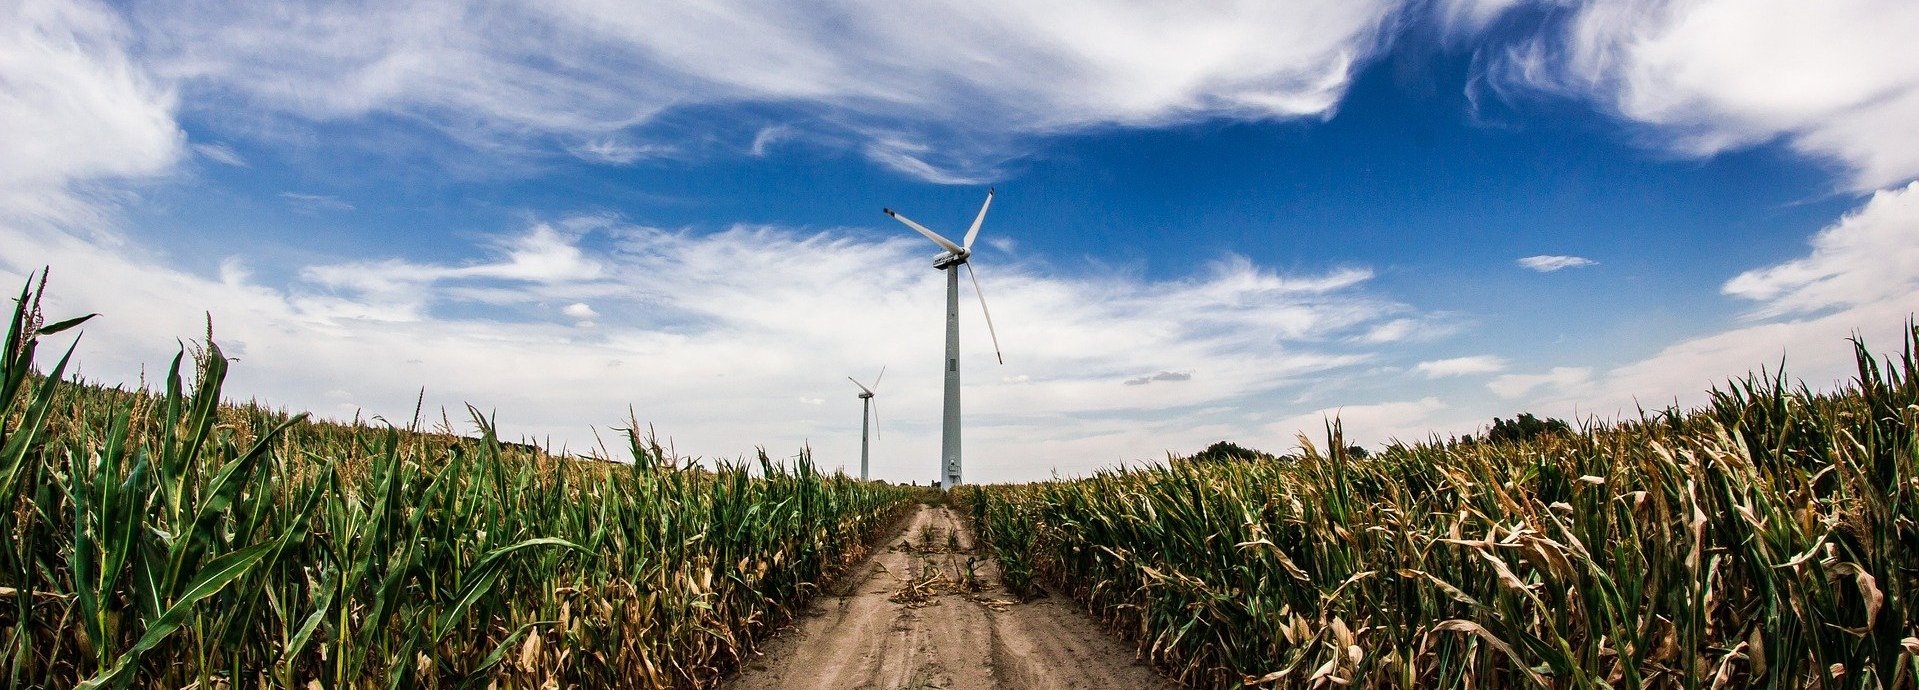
[883,189,1004,490]
[848,367,884,481]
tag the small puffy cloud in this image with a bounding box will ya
[1358,318,1416,343]
[1123,370,1193,386]
[1488,366,1591,398]
[562,302,598,319]
[192,142,247,167]
[1517,255,1596,272]
[1414,355,1507,378]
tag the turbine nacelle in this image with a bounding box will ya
[932,249,970,269]
[884,189,992,273]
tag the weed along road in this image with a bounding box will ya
[725,504,1175,690]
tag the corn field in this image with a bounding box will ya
[0,276,921,688]
[968,326,1919,689]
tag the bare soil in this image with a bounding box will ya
[724,504,1175,690]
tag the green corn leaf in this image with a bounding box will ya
[37,312,98,336]
[435,537,593,642]
[79,541,278,690]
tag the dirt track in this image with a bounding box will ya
[725,504,1175,690]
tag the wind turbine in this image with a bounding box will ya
[848,367,884,481]
[883,189,1003,490]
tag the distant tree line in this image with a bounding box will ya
[1182,411,1573,465]
[1465,412,1573,445]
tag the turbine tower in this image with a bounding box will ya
[884,189,1003,490]
[848,367,884,480]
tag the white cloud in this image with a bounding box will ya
[303,224,602,312]
[1354,316,1458,343]
[192,142,247,167]
[1722,181,1919,317]
[1485,0,1919,190]
[279,192,354,213]
[1414,355,1507,378]
[1488,366,1591,398]
[125,1,1402,182]
[1122,370,1192,386]
[1433,0,1526,37]
[1517,255,1595,272]
[750,125,794,157]
[863,138,999,185]
[0,0,180,221]
[562,302,598,319]
[1264,397,1466,450]
[1,213,1427,482]
[568,139,673,165]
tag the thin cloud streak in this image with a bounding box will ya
[1517,255,1595,272]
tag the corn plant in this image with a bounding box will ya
[972,325,1919,689]
[1,274,919,688]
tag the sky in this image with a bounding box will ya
[3,0,1918,483]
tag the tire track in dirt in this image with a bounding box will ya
[725,504,1173,690]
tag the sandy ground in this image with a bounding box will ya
[725,504,1175,690]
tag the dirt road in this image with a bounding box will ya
[725,504,1175,690]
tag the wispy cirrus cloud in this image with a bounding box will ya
[1517,255,1595,272]
[567,139,674,165]
[278,192,354,213]
[0,0,180,224]
[1474,0,1919,191]
[192,142,247,167]
[125,0,1403,183]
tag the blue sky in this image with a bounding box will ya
[4,0,1918,482]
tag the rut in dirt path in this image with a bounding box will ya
[724,504,1175,690]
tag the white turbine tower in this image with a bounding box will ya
[848,367,884,481]
[884,189,1003,490]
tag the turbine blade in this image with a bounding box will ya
[872,365,886,391]
[871,400,881,440]
[883,208,963,255]
[963,188,994,250]
[848,376,872,395]
[965,262,1004,365]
